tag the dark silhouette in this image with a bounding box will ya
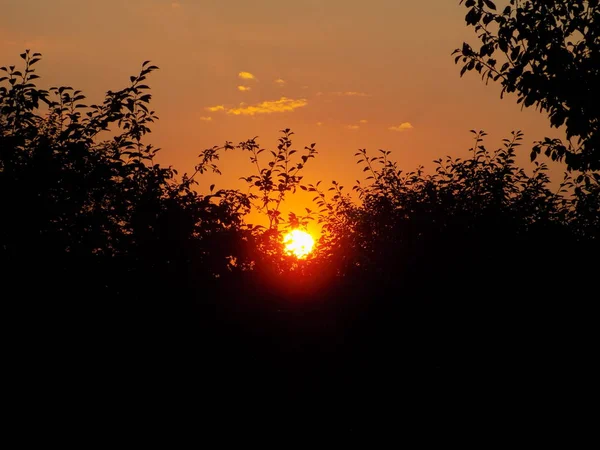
[2,1,598,417]
[454,0,600,171]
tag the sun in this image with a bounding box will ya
[283,229,315,259]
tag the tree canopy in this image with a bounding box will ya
[454,0,600,171]
[2,42,598,408]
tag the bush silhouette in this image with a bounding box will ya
[0,53,257,305]
[2,47,598,400]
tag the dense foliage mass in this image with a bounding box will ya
[454,0,600,171]
[2,43,597,403]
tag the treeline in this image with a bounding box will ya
[3,0,598,422]
[2,50,597,388]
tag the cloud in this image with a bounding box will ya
[389,122,414,132]
[316,122,323,126]
[207,97,308,116]
[346,120,367,129]
[237,85,251,92]
[238,72,257,81]
[228,97,307,115]
[331,91,370,97]
[274,78,286,85]
[200,116,212,121]
[171,2,181,8]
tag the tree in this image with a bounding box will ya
[453,0,600,171]
[313,128,599,295]
[0,51,255,302]
[2,50,596,404]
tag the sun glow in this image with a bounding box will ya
[283,229,315,259]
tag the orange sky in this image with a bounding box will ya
[1,0,568,229]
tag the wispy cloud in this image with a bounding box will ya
[331,91,370,97]
[228,97,307,115]
[238,71,257,81]
[316,122,323,126]
[199,116,212,121]
[274,78,286,85]
[206,97,308,116]
[389,122,414,132]
[237,85,251,92]
[171,2,181,8]
[346,119,367,129]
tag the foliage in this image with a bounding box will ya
[313,130,599,293]
[232,130,320,276]
[3,49,597,302]
[2,50,598,401]
[0,51,253,302]
[453,0,600,171]
[238,129,317,230]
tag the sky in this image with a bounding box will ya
[1,0,567,228]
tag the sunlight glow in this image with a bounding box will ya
[283,229,315,259]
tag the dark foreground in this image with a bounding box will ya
[8,263,595,431]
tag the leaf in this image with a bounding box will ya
[465,8,481,25]
[483,0,496,10]
[510,46,521,61]
[498,38,508,53]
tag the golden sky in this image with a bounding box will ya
[1,0,566,227]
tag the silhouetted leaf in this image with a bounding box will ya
[483,0,496,10]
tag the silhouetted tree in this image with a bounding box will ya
[0,51,253,305]
[454,0,600,171]
[2,49,597,402]
[314,129,598,300]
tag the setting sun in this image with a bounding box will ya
[283,229,315,259]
